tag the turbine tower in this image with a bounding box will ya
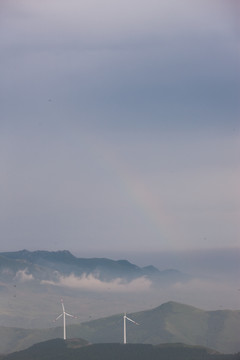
[123,313,139,344]
[53,298,78,340]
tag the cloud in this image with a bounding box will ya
[2,0,235,46]
[14,269,34,282]
[41,273,152,292]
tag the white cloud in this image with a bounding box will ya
[14,269,34,282]
[41,273,152,292]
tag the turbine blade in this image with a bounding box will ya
[61,298,65,313]
[53,313,63,322]
[125,316,139,325]
[65,312,78,319]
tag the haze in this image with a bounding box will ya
[0,1,239,273]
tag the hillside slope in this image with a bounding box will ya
[1,340,239,360]
[0,302,239,354]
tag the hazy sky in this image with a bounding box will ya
[0,0,239,254]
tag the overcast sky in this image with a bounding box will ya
[0,0,239,255]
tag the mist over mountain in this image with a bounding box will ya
[0,251,239,354]
[0,249,187,328]
[0,249,239,330]
[0,249,183,284]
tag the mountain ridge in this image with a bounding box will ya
[0,301,239,354]
[0,249,183,283]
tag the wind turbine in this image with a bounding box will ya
[123,313,139,344]
[53,298,78,340]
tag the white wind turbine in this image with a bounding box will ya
[123,313,139,344]
[53,298,78,340]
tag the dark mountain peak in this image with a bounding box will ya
[116,259,139,270]
[1,249,31,259]
[0,250,75,263]
[156,301,204,314]
[34,250,75,262]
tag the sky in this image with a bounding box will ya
[0,0,239,257]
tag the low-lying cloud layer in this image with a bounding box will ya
[14,269,34,282]
[39,272,240,310]
[41,273,152,292]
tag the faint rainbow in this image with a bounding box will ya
[88,134,175,246]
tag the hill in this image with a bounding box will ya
[0,302,239,354]
[1,339,239,360]
[68,301,240,353]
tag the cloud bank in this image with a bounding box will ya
[14,269,34,282]
[41,273,152,292]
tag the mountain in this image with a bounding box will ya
[67,301,240,353]
[1,339,239,360]
[0,250,189,328]
[0,302,239,354]
[0,249,183,283]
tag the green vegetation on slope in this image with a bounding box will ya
[0,302,239,354]
[2,340,240,360]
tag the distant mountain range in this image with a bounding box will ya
[0,301,239,354]
[0,249,185,284]
[1,339,239,360]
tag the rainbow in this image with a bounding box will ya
[87,133,176,249]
